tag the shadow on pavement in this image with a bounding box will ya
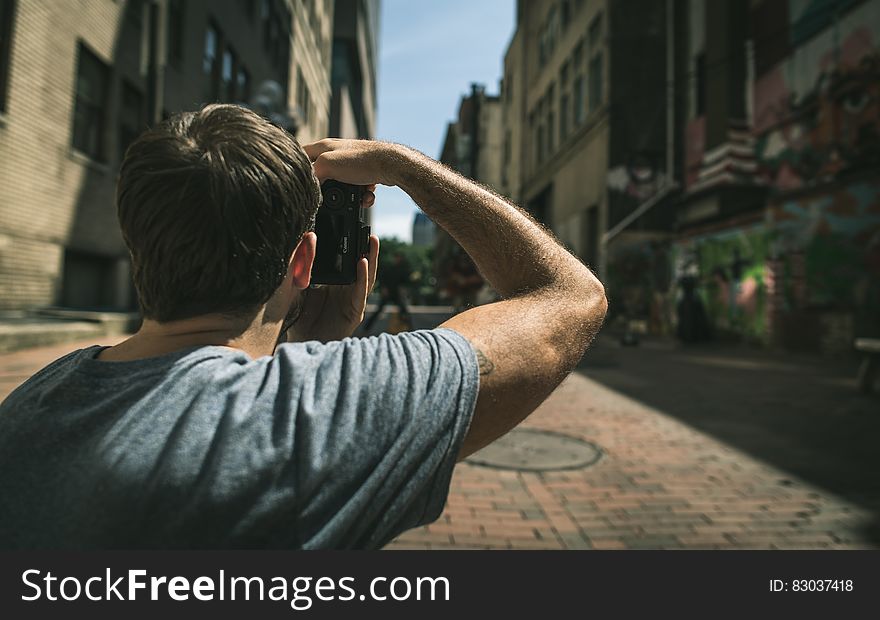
[577,334,880,545]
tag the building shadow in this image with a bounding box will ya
[577,336,880,545]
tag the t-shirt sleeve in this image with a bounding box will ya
[266,327,479,549]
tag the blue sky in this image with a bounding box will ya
[370,0,515,241]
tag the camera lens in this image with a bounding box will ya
[324,187,345,209]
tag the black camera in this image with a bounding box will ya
[311,180,371,285]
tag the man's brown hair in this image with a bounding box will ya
[117,104,320,322]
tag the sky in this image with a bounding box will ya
[370,0,516,242]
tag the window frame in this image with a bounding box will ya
[71,41,111,162]
[0,0,17,115]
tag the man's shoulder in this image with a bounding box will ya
[0,347,94,404]
[276,328,471,356]
[272,329,474,382]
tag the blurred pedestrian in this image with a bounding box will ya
[446,253,484,313]
[363,251,411,332]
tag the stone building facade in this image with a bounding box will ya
[0,0,333,312]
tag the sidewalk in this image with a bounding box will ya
[0,310,139,354]
[0,335,127,401]
[389,337,880,549]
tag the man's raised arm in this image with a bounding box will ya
[304,139,608,460]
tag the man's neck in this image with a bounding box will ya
[97,314,282,362]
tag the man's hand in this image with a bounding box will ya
[303,138,401,186]
[287,139,391,343]
[287,234,380,343]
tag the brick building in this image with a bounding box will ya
[435,83,502,302]
[0,0,333,312]
[493,0,878,352]
[671,0,880,350]
[501,0,675,280]
[328,0,379,140]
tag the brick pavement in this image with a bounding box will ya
[0,335,126,401]
[2,335,878,550]
[389,340,880,550]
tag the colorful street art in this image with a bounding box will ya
[608,0,880,351]
[753,1,880,190]
[673,223,772,342]
[671,179,880,347]
[770,181,880,333]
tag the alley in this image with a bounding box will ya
[390,337,880,550]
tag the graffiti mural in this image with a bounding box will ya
[671,180,880,346]
[673,223,773,342]
[770,180,880,338]
[754,1,880,189]
[606,239,673,336]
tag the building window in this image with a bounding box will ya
[572,38,584,68]
[126,0,144,30]
[260,0,271,43]
[0,0,16,114]
[536,122,545,165]
[546,85,555,154]
[560,93,569,143]
[695,52,706,116]
[267,18,279,59]
[119,81,144,162]
[589,13,602,49]
[72,43,110,161]
[539,5,560,67]
[203,22,220,100]
[559,62,570,142]
[276,23,290,72]
[167,0,185,65]
[589,53,602,111]
[573,74,585,126]
[297,67,310,125]
[277,4,292,71]
[221,47,235,101]
[61,249,117,308]
[237,66,250,103]
[561,0,571,28]
[260,0,291,70]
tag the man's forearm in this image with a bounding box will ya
[389,146,601,301]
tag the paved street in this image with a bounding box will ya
[389,337,880,549]
[2,321,878,550]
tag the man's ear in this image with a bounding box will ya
[290,232,316,290]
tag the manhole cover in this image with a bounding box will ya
[467,429,602,472]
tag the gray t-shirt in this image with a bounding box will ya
[0,328,478,549]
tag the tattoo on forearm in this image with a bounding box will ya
[475,348,494,376]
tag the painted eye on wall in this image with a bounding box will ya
[841,90,870,114]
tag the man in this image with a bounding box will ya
[362,251,412,333]
[0,104,607,549]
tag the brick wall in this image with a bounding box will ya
[0,0,333,311]
[0,0,130,310]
